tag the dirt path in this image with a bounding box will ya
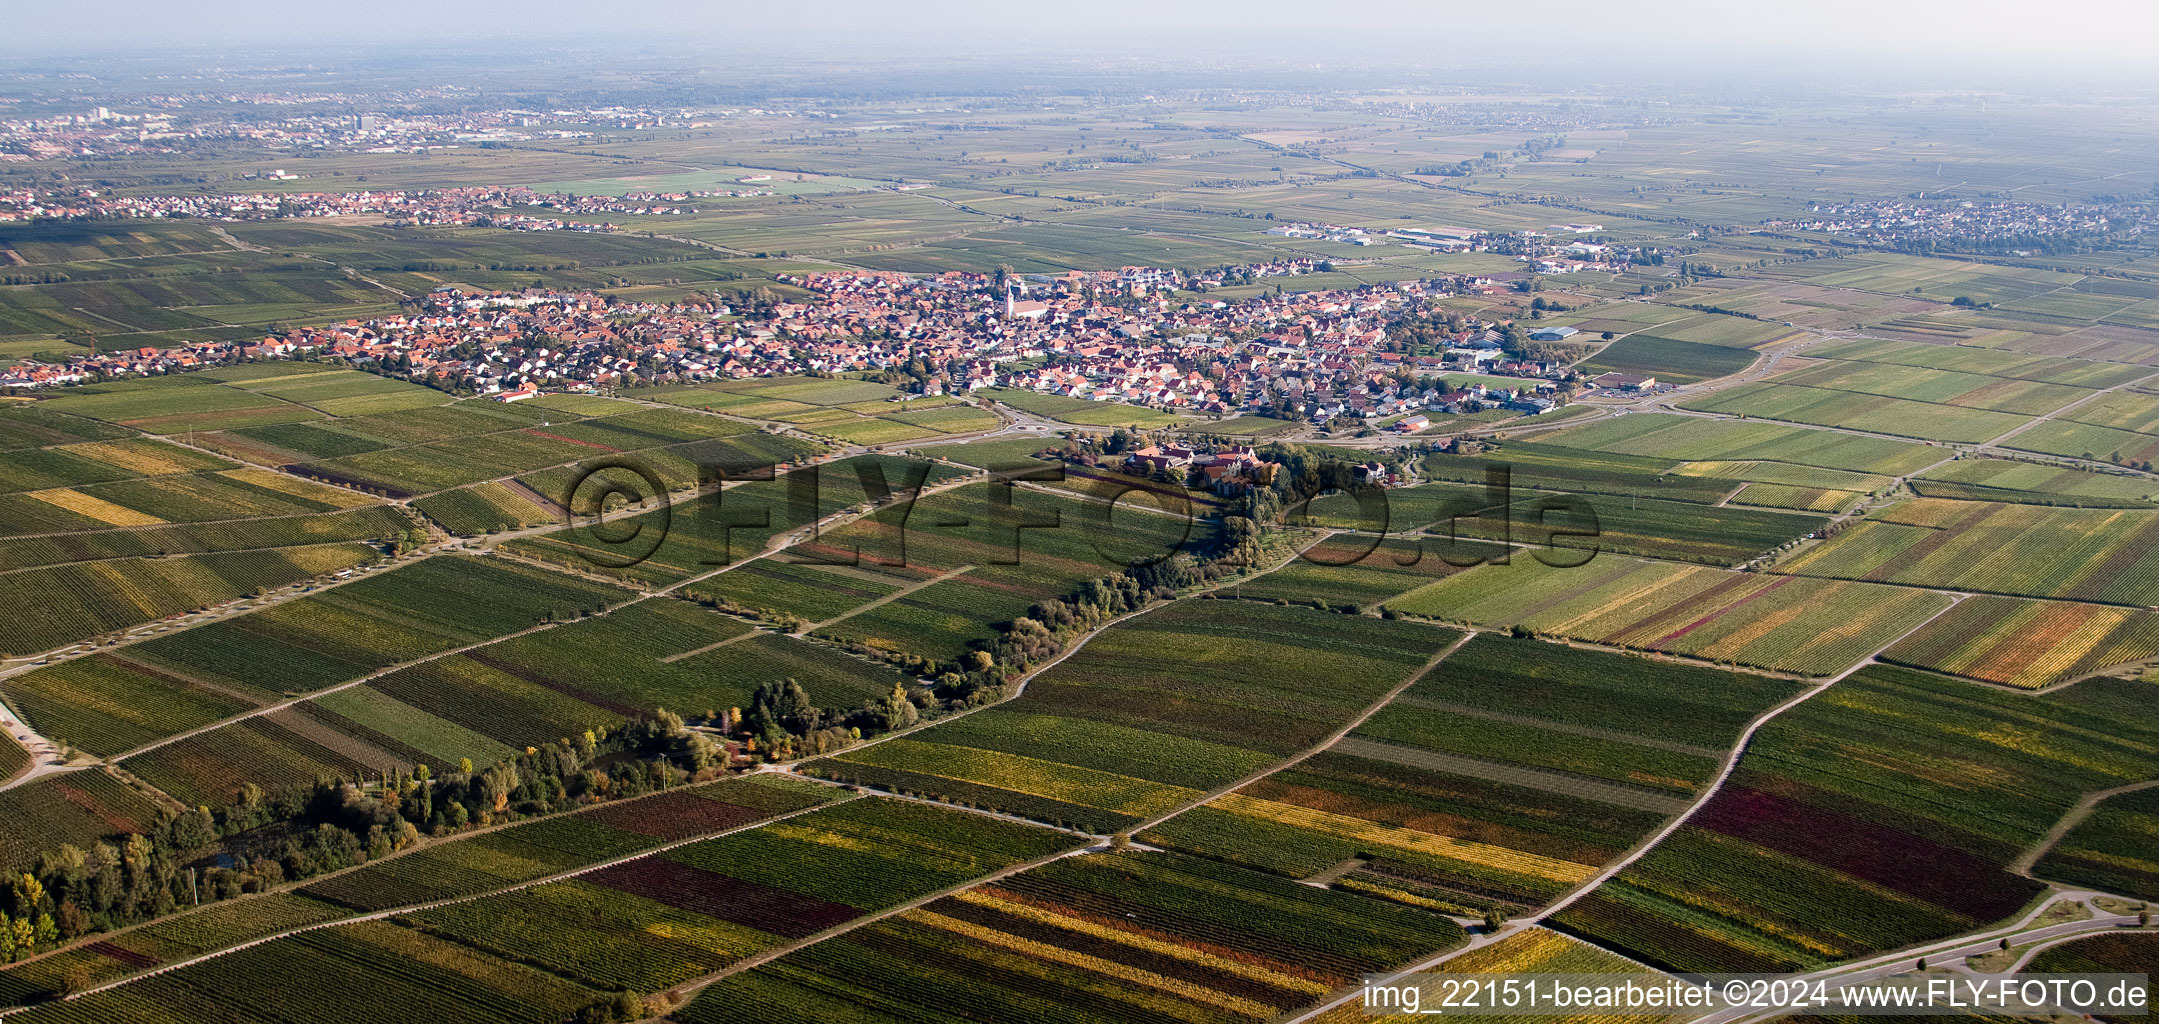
[2011,777,2159,877]
[1283,592,1972,1024]
[784,563,977,640]
[666,565,1466,1000]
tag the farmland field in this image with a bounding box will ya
[1302,927,1679,1024]
[1224,534,1503,610]
[810,601,1462,833]
[2031,787,2159,902]
[2020,934,2158,1024]
[1143,635,1797,911]
[1913,458,2158,507]
[1679,382,2028,444]
[1537,413,1938,475]
[1303,476,1823,565]
[1881,595,2159,689]
[676,850,1466,1024]
[395,798,1076,992]
[984,388,1188,427]
[1548,665,2159,971]
[503,454,969,588]
[1388,555,1950,675]
[1577,334,1758,384]
[0,542,383,658]
[0,769,170,873]
[299,774,838,911]
[2,554,629,757]
[1775,497,2159,605]
[0,891,350,1007]
[1766,356,2096,415]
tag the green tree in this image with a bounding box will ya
[1482,908,1509,932]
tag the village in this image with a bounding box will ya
[0,263,1599,430]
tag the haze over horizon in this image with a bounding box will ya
[10,0,2159,76]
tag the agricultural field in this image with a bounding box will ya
[1421,443,1742,505]
[2032,787,2159,903]
[1549,665,2159,972]
[1882,595,2159,689]
[0,892,349,1007]
[1913,458,2159,507]
[123,598,898,804]
[0,542,383,658]
[808,485,1215,662]
[1775,497,2159,605]
[676,850,1466,1024]
[6,918,607,1024]
[0,504,413,573]
[1222,535,1503,610]
[410,480,558,535]
[396,798,1076,993]
[33,375,328,434]
[0,465,388,538]
[292,404,771,497]
[1144,636,1798,912]
[0,731,25,781]
[2004,419,2159,467]
[1576,334,1759,384]
[1303,475,1823,566]
[1,554,628,758]
[1179,416,1305,439]
[653,375,1001,446]
[1387,555,1951,676]
[912,435,1061,469]
[504,453,968,588]
[1302,927,1680,1024]
[1805,337,2152,389]
[1767,356,2098,415]
[0,769,171,873]
[1537,413,1938,475]
[1727,482,1864,513]
[0,436,230,494]
[809,601,1463,834]
[2021,934,2158,1024]
[300,775,838,912]
[984,388,1188,428]
[1680,381,2028,444]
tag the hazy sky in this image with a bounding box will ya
[9,0,2159,68]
